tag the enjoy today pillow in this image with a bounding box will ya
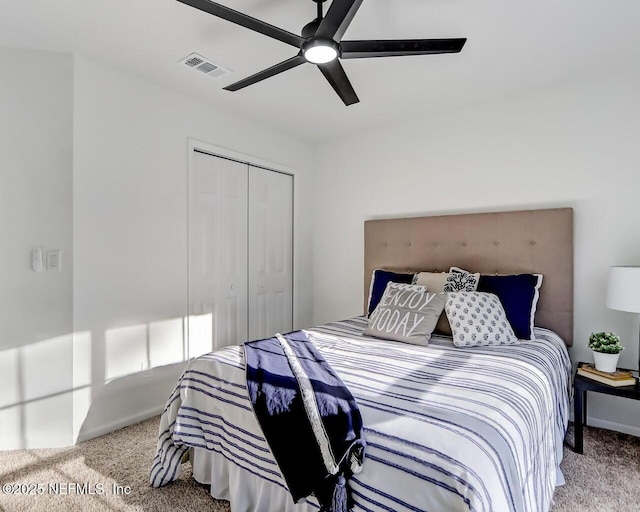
[364,282,446,345]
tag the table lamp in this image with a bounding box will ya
[606,266,640,374]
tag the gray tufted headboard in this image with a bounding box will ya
[364,208,574,346]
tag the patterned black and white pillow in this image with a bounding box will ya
[444,267,480,292]
[445,291,518,347]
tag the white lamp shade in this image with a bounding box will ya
[606,266,640,313]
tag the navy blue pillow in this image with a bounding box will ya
[477,274,543,340]
[367,270,415,317]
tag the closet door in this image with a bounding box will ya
[189,152,248,353]
[248,167,293,340]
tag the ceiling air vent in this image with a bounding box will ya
[179,53,230,80]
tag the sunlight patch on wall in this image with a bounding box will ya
[73,331,92,441]
[105,317,196,381]
[0,404,21,450]
[0,334,74,449]
[0,347,21,449]
[187,313,213,358]
[22,334,73,400]
[0,347,20,410]
[24,391,74,447]
[105,325,147,381]
[73,331,92,388]
[149,318,184,368]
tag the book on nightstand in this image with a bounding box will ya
[577,363,637,387]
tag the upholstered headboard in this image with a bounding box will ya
[364,208,574,345]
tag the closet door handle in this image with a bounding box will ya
[230,284,235,290]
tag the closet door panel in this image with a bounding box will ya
[248,167,293,340]
[190,152,248,353]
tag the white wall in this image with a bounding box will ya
[0,48,74,448]
[0,46,315,449]
[72,56,315,441]
[313,72,640,434]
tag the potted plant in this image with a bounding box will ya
[588,332,623,373]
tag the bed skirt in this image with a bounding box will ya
[192,446,565,511]
[191,447,320,512]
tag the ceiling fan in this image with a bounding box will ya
[177,0,467,106]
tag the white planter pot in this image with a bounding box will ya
[593,351,620,373]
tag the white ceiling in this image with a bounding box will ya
[1,0,639,143]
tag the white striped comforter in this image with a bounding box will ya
[151,317,572,512]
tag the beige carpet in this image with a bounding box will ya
[0,417,228,512]
[0,418,638,512]
[554,425,640,512]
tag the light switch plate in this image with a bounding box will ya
[46,250,62,272]
[31,247,43,272]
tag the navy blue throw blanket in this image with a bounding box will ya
[244,330,365,512]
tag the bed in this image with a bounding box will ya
[152,207,574,512]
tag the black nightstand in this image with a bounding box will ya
[573,361,640,453]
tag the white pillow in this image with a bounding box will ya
[414,271,449,291]
[445,291,518,347]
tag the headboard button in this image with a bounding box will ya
[433,242,439,247]
[383,242,388,247]
[530,240,536,245]
[494,241,500,246]
[462,242,467,247]
[407,242,412,247]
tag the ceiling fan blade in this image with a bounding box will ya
[316,0,364,41]
[341,38,467,58]
[176,0,304,48]
[317,60,359,106]
[224,55,306,91]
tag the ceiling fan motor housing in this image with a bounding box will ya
[301,18,322,39]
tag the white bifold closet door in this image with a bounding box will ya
[189,150,293,354]
[190,152,249,352]
[248,167,293,340]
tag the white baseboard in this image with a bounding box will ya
[586,417,640,438]
[75,405,163,444]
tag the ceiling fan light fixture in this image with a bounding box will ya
[302,39,339,64]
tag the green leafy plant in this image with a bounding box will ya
[588,332,623,354]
